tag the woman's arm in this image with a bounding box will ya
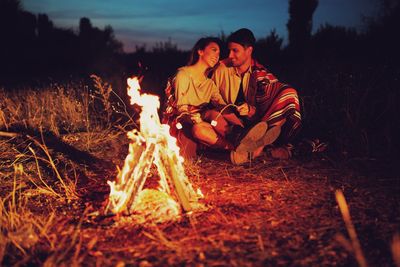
[210,81,226,107]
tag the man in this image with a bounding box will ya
[212,28,301,164]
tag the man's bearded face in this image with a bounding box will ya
[227,42,252,67]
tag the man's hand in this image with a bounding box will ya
[236,103,249,116]
[236,103,256,117]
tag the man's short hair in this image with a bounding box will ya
[227,28,256,48]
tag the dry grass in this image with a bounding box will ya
[91,74,113,124]
[0,137,89,265]
[335,190,367,267]
[0,77,134,265]
[0,165,58,263]
[1,77,399,266]
[0,76,132,136]
[27,134,79,200]
[1,188,87,266]
[0,86,87,135]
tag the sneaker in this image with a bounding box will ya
[236,125,281,152]
[230,150,254,165]
[270,145,292,159]
[235,122,268,152]
[257,125,281,147]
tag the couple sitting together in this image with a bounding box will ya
[163,28,301,164]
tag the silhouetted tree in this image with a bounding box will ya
[79,17,123,55]
[255,29,283,67]
[0,0,38,77]
[311,24,359,60]
[287,0,318,55]
[152,38,179,54]
[0,1,22,50]
[37,14,53,38]
[362,0,400,63]
[0,0,23,38]
[78,17,123,74]
[104,26,123,54]
[79,17,92,36]
[78,17,100,67]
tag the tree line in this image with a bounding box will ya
[1,0,399,86]
[0,0,124,85]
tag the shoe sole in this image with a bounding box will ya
[235,122,268,153]
[230,150,254,165]
[238,125,281,152]
[236,127,281,152]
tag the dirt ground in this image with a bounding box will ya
[1,131,399,266]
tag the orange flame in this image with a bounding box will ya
[106,77,202,222]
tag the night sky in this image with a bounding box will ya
[22,0,378,52]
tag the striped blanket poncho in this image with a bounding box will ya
[213,59,301,144]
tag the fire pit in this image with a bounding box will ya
[105,77,204,223]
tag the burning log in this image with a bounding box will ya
[153,133,199,212]
[106,130,151,214]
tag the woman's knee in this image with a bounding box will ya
[213,117,229,136]
[202,109,219,121]
[192,123,212,140]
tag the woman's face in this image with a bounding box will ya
[199,42,220,68]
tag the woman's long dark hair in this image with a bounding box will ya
[188,37,222,66]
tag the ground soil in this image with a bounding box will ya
[1,132,399,266]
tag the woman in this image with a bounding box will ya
[168,37,234,156]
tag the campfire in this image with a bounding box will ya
[105,77,203,223]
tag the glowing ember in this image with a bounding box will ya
[131,189,180,223]
[106,77,203,221]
